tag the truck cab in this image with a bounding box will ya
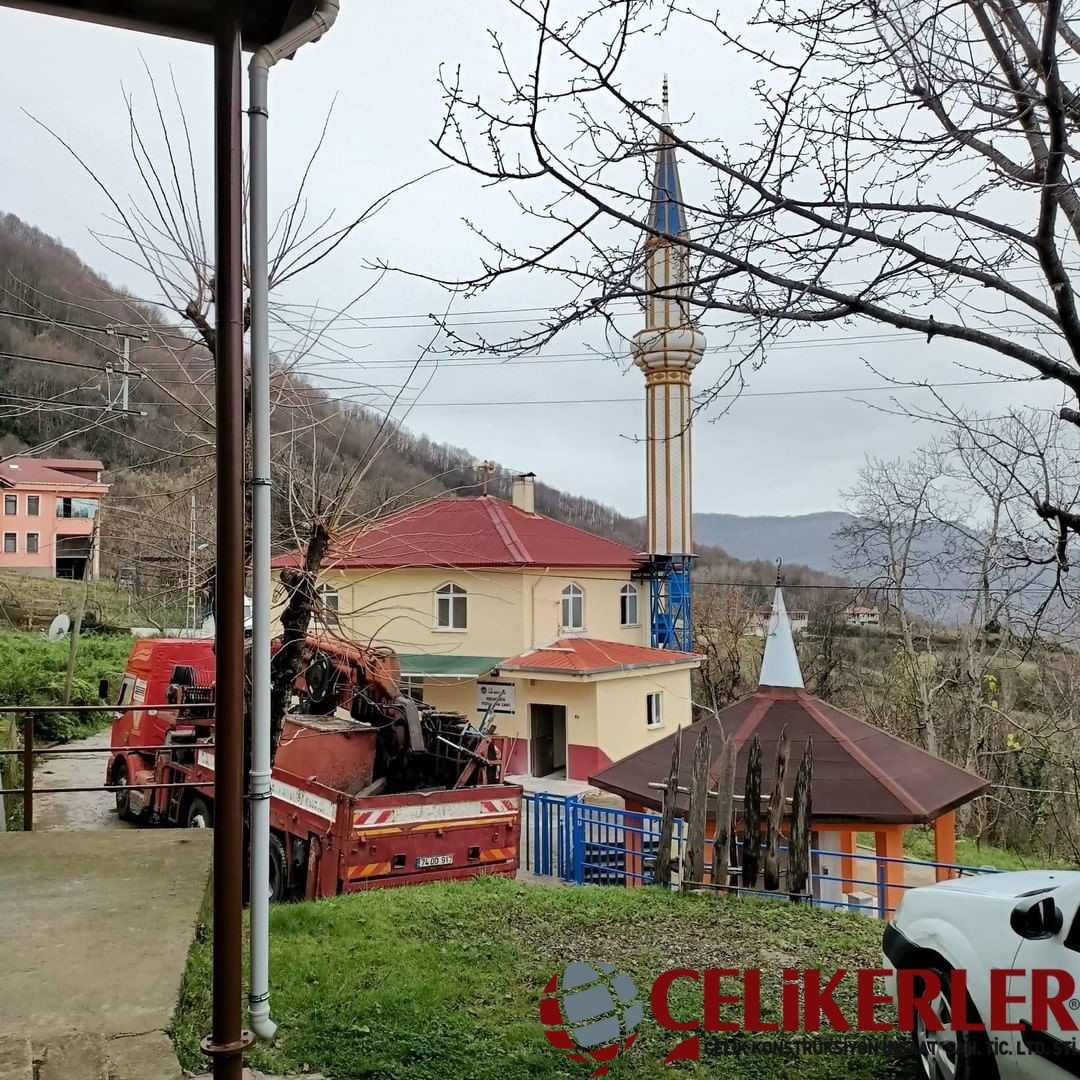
[107,638,215,814]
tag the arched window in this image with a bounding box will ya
[620,584,639,627]
[435,582,467,630]
[561,583,584,632]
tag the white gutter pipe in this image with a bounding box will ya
[247,0,340,1043]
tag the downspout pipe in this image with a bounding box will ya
[247,0,339,1043]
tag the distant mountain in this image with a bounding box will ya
[693,512,854,575]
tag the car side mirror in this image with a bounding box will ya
[98,678,110,701]
[1011,894,1063,939]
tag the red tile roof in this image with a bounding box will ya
[34,457,103,472]
[0,458,103,489]
[272,496,643,570]
[497,638,700,676]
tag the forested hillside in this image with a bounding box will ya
[0,213,842,603]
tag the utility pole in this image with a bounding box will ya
[188,493,197,632]
[479,460,496,496]
[105,326,147,412]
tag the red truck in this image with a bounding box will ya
[106,636,521,899]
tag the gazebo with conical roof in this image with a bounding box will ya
[589,584,990,910]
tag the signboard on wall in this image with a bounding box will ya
[477,681,516,715]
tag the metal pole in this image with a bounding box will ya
[21,714,33,832]
[201,9,252,1080]
[247,47,276,1044]
[246,3,337,1041]
[188,492,197,632]
[120,334,130,413]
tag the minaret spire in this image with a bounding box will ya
[759,581,805,690]
[633,79,706,651]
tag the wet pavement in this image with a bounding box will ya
[31,727,130,832]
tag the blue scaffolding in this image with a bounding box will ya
[638,555,693,652]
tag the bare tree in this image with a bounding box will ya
[424,0,1080,553]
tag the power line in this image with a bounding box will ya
[242,376,1030,410]
[0,390,144,415]
[0,349,112,374]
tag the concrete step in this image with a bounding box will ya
[0,1036,32,1080]
[105,1032,184,1080]
[36,1034,109,1080]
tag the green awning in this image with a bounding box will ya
[396,655,506,678]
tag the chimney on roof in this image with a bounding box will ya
[511,472,536,514]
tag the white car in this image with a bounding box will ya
[884,870,1080,1078]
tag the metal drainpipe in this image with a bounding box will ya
[248,0,340,1043]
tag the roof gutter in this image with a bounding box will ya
[247,0,339,1045]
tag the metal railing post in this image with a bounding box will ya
[21,713,33,832]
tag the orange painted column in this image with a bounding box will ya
[625,801,644,888]
[934,812,957,882]
[839,830,855,894]
[875,826,906,919]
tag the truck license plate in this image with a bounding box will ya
[416,854,454,868]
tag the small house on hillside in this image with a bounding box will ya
[0,456,107,580]
[273,474,702,782]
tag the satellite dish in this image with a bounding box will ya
[47,613,71,642]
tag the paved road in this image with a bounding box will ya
[31,727,130,832]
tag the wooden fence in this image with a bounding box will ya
[650,724,814,901]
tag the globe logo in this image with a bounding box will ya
[539,961,643,1076]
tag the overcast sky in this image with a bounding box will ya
[0,1,1064,519]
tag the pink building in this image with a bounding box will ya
[0,457,108,579]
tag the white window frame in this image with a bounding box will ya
[646,691,663,729]
[26,532,39,555]
[561,583,584,632]
[315,583,340,628]
[435,582,468,632]
[620,584,639,627]
[3,494,16,516]
[26,495,39,517]
[2,532,16,554]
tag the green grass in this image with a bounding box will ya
[0,628,134,743]
[856,828,1076,872]
[172,878,919,1080]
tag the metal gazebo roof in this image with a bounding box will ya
[589,686,990,826]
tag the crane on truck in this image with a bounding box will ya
[106,634,521,900]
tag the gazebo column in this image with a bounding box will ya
[838,830,855,893]
[625,801,644,888]
[875,826,906,918]
[933,812,957,881]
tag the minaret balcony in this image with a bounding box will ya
[631,325,706,372]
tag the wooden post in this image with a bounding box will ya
[742,735,762,888]
[681,726,711,892]
[21,713,33,832]
[654,728,681,887]
[764,727,790,891]
[710,732,736,890]
[788,737,813,901]
[933,811,957,882]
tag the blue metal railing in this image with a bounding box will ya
[521,792,1001,916]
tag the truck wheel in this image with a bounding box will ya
[186,796,213,829]
[268,833,288,903]
[112,761,135,822]
[912,967,999,1080]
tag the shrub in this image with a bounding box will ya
[0,630,134,744]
